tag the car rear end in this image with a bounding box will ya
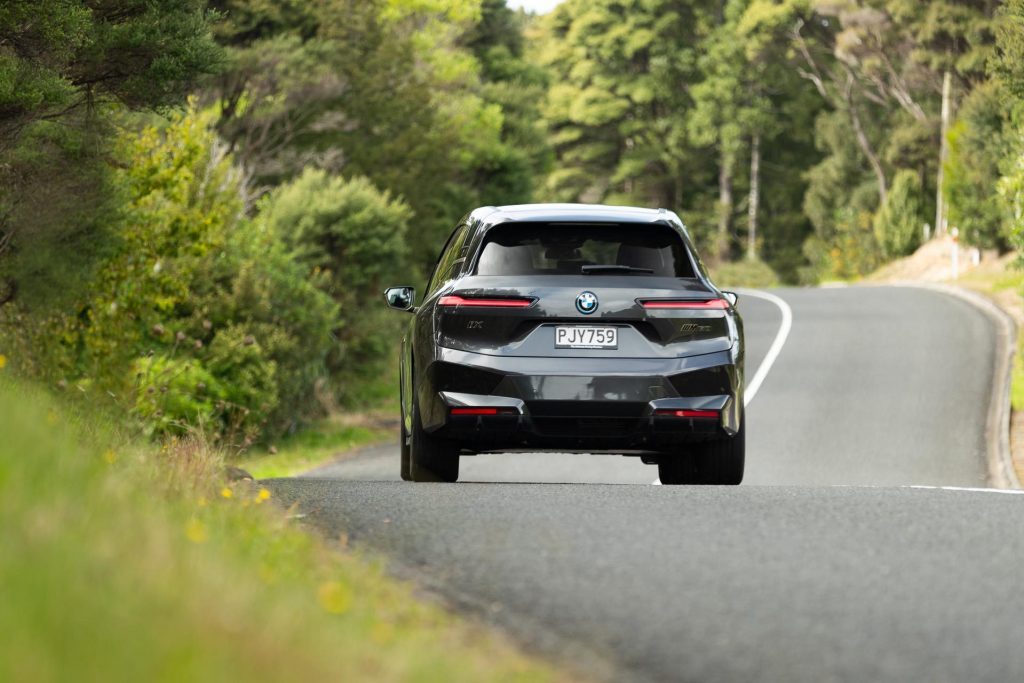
[419,215,744,454]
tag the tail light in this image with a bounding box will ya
[450,407,519,416]
[640,299,728,310]
[438,295,535,308]
[654,409,720,419]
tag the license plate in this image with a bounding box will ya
[555,326,618,349]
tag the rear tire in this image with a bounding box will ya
[657,453,699,485]
[658,412,745,485]
[409,401,460,483]
[399,416,412,481]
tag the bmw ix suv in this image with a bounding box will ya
[384,204,744,485]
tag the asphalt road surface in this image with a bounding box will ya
[268,286,1023,682]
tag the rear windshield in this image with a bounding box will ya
[474,223,695,277]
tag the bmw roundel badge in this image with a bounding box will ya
[576,291,599,315]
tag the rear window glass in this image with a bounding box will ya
[474,223,695,277]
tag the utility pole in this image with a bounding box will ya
[935,70,952,237]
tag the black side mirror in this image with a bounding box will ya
[384,286,416,311]
[722,291,739,307]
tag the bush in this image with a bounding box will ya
[874,170,924,259]
[945,83,1011,249]
[1,105,340,444]
[263,170,411,405]
[710,258,780,289]
[132,355,223,437]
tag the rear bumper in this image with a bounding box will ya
[417,347,742,452]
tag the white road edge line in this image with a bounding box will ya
[736,289,794,406]
[654,289,793,485]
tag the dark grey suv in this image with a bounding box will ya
[384,204,744,485]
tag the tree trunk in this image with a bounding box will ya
[718,149,734,262]
[935,70,952,237]
[844,73,888,206]
[747,133,761,261]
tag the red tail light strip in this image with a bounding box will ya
[438,295,534,308]
[450,407,518,416]
[640,299,728,310]
[654,409,720,419]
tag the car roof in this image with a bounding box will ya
[470,203,684,227]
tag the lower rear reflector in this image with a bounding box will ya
[655,409,719,419]
[450,407,518,416]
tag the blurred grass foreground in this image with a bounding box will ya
[0,378,554,682]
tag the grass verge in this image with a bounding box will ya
[0,377,558,682]
[242,411,397,479]
[952,258,1024,412]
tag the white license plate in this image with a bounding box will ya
[555,326,618,349]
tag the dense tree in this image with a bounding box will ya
[0,0,222,309]
[206,0,549,276]
[537,0,712,209]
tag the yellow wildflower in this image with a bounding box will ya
[220,486,233,499]
[257,488,271,502]
[185,519,208,544]
[317,581,353,615]
[0,354,6,369]
[103,449,117,465]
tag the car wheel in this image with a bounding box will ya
[691,411,745,485]
[657,453,699,485]
[658,410,745,485]
[399,414,412,481]
[409,400,460,483]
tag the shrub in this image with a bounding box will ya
[132,355,223,437]
[874,170,924,259]
[2,105,339,443]
[263,170,411,404]
[945,83,1012,249]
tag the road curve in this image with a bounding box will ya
[267,286,1018,682]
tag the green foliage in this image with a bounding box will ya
[711,258,781,289]
[0,1,223,314]
[0,0,222,141]
[874,170,924,259]
[945,82,1010,249]
[2,105,340,443]
[801,207,882,283]
[193,222,338,433]
[537,0,708,207]
[207,0,549,278]
[263,169,411,404]
[132,355,225,437]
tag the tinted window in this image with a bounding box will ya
[474,223,695,277]
[428,224,471,293]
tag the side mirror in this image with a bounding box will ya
[722,291,739,307]
[384,286,416,312]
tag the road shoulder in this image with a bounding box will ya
[869,281,1020,489]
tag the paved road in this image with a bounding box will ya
[268,286,1019,682]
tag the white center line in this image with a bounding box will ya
[653,289,792,485]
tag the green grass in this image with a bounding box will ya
[243,415,395,479]
[1013,335,1024,413]
[0,376,557,682]
[958,263,1024,293]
